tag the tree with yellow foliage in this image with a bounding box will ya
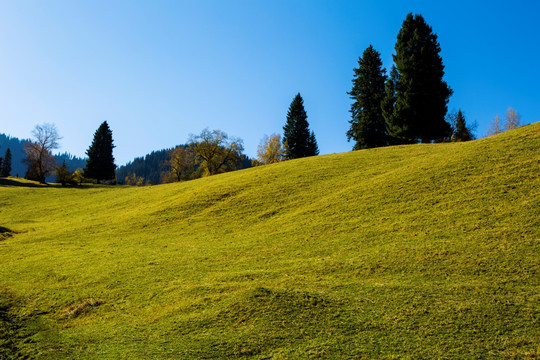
[256,134,285,165]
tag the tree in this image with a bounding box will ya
[85,121,116,183]
[449,110,474,142]
[487,115,503,136]
[347,45,388,149]
[124,173,145,186]
[190,129,244,176]
[71,169,86,185]
[166,146,197,181]
[0,148,8,177]
[283,93,319,159]
[504,107,521,130]
[23,123,61,183]
[257,134,285,165]
[384,13,453,143]
[382,65,406,145]
[55,160,71,186]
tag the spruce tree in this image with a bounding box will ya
[452,110,473,142]
[283,93,319,159]
[1,148,12,177]
[347,45,387,150]
[382,65,411,145]
[85,121,116,183]
[306,131,319,157]
[385,13,452,143]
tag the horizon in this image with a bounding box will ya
[1,1,539,165]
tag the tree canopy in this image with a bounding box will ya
[165,146,197,182]
[190,129,244,176]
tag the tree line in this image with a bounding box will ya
[346,13,520,150]
[4,13,523,185]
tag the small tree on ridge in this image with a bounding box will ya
[283,93,319,159]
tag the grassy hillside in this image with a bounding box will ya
[1,124,539,359]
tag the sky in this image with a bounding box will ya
[0,0,539,165]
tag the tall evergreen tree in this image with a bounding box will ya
[347,45,387,150]
[85,121,116,183]
[385,13,453,143]
[283,93,319,159]
[1,148,12,177]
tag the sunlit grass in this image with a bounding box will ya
[1,123,539,358]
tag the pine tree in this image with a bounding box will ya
[283,93,319,159]
[451,110,474,141]
[306,131,319,157]
[1,148,12,177]
[85,121,116,183]
[381,66,406,145]
[385,13,453,143]
[347,45,387,150]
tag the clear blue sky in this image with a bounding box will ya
[1,0,539,165]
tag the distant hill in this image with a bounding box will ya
[0,133,86,180]
[0,123,538,358]
[116,145,253,184]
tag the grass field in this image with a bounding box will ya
[1,123,539,359]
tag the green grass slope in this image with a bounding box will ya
[1,124,539,359]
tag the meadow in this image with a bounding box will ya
[0,123,539,359]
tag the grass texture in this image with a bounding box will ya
[0,123,539,359]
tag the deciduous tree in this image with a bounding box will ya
[166,146,197,181]
[347,45,387,149]
[71,169,86,185]
[487,115,503,136]
[23,123,61,183]
[190,129,244,176]
[504,107,521,130]
[125,173,145,186]
[257,134,285,165]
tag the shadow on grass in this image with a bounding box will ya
[0,178,44,188]
[0,178,95,189]
[0,291,28,358]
